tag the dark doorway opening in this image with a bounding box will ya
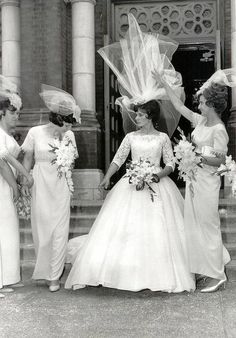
[170,45,216,187]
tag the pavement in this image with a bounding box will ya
[0,266,236,338]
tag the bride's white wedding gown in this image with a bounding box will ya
[65,131,195,292]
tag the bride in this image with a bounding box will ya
[65,14,195,292]
[65,99,195,292]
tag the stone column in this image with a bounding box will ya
[65,0,104,202]
[228,0,236,161]
[71,0,96,120]
[0,0,21,88]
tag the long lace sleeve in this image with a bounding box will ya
[162,134,175,170]
[0,131,9,159]
[21,128,35,153]
[112,134,131,168]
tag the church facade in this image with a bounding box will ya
[0,0,235,201]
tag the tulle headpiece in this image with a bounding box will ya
[0,75,22,111]
[98,14,184,136]
[197,68,236,96]
[39,84,81,123]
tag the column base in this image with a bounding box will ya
[72,169,105,203]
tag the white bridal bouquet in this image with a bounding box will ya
[173,129,202,183]
[49,133,77,195]
[124,158,159,202]
[214,155,236,196]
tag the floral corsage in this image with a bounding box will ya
[173,129,202,184]
[49,133,77,195]
[124,158,159,202]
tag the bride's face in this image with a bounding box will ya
[198,95,212,116]
[135,109,150,128]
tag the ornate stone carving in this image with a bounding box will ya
[114,1,217,43]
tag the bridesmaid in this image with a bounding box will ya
[154,70,231,292]
[0,83,34,293]
[22,85,79,292]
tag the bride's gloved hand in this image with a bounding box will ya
[99,176,111,190]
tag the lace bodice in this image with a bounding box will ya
[191,113,228,155]
[112,131,175,170]
[0,127,20,160]
[22,125,78,163]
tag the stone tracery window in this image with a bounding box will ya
[115,1,217,43]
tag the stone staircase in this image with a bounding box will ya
[20,196,236,280]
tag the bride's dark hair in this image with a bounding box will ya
[134,99,168,133]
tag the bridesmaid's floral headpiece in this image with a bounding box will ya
[0,75,22,111]
[197,68,236,96]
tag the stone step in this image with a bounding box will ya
[225,243,236,260]
[20,243,35,261]
[219,198,236,212]
[226,260,236,281]
[70,200,103,214]
[220,214,236,227]
[20,213,97,230]
[221,228,236,243]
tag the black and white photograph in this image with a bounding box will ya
[0,0,236,337]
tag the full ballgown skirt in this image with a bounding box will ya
[0,128,20,286]
[184,113,231,280]
[65,132,195,292]
[22,126,78,281]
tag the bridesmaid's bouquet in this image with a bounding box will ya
[173,129,202,183]
[15,184,31,219]
[124,158,159,202]
[49,134,77,195]
[214,155,236,196]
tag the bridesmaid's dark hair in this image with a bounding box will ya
[200,82,228,115]
[49,112,75,127]
[0,98,17,119]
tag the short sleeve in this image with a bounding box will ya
[191,112,206,128]
[0,130,9,159]
[162,134,175,170]
[112,134,131,168]
[66,130,79,158]
[213,125,229,155]
[21,128,35,153]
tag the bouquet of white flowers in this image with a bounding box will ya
[15,184,31,219]
[174,129,202,183]
[49,133,77,195]
[214,155,236,196]
[124,158,159,202]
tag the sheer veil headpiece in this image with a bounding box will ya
[98,14,184,136]
[39,84,81,123]
[197,68,236,95]
[0,75,22,111]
